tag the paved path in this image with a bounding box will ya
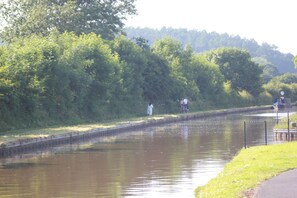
[255,169,297,198]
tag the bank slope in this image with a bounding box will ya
[195,142,297,198]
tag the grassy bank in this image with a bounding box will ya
[274,113,297,129]
[195,142,297,198]
[0,114,179,145]
[0,106,270,150]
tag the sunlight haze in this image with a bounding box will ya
[126,0,297,55]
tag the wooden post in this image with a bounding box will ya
[244,121,247,149]
[288,111,290,141]
[265,120,267,145]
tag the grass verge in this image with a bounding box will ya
[0,114,178,145]
[195,142,297,198]
[0,106,270,145]
[274,113,297,129]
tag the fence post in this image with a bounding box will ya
[288,111,290,141]
[264,120,267,145]
[244,121,247,149]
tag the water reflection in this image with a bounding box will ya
[0,162,53,169]
[0,109,290,198]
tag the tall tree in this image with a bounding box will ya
[189,54,224,96]
[125,27,296,73]
[151,37,199,100]
[142,52,171,102]
[109,35,146,113]
[207,48,263,96]
[252,57,280,83]
[264,73,297,102]
[269,73,297,84]
[0,0,137,41]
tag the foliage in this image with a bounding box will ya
[0,1,278,131]
[261,64,280,83]
[190,54,224,96]
[264,73,297,101]
[206,48,264,96]
[109,35,146,114]
[0,33,124,129]
[0,0,137,41]
[142,52,171,102]
[0,34,272,131]
[252,57,280,83]
[0,36,62,126]
[125,27,296,73]
[269,73,297,84]
[57,33,123,119]
[151,37,199,100]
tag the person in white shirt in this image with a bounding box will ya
[147,103,154,116]
[183,98,189,112]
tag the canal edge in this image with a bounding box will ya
[0,106,271,157]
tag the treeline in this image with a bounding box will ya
[1,0,297,132]
[0,33,273,131]
[125,27,296,74]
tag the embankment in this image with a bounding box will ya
[0,106,270,157]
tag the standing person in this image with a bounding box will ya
[183,98,189,112]
[180,99,184,113]
[147,103,154,116]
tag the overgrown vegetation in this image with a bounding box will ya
[0,33,272,131]
[195,142,297,198]
[264,73,297,102]
[0,0,296,132]
[125,27,296,73]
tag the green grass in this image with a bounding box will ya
[274,113,297,129]
[0,105,270,145]
[195,142,297,198]
[0,107,244,145]
[0,114,179,145]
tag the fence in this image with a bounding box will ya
[243,111,295,148]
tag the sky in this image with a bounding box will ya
[126,0,297,55]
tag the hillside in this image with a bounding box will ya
[125,27,296,74]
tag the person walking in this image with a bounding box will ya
[183,98,189,112]
[147,103,154,116]
[180,99,185,113]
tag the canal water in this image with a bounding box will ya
[0,109,292,198]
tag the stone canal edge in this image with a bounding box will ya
[0,106,271,157]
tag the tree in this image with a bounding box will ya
[142,52,171,102]
[207,48,263,96]
[269,73,297,84]
[189,54,224,96]
[0,32,123,123]
[132,37,150,51]
[67,33,123,117]
[0,0,137,41]
[0,47,13,102]
[252,57,280,83]
[109,35,147,113]
[261,64,280,83]
[125,27,296,73]
[0,35,62,121]
[151,37,199,100]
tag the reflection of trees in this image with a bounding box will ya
[0,114,273,197]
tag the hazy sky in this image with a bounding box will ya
[126,0,296,55]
